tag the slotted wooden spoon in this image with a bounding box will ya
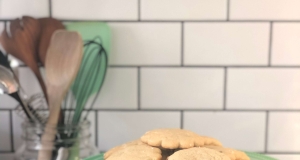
[38,30,83,160]
[38,18,65,66]
[0,16,47,101]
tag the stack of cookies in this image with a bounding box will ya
[104,128,250,160]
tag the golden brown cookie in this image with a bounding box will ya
[204,145,250,160]
[141,128,222,149]
[105,142,162,160]
[104,140,145,159]
[168,147,231,160]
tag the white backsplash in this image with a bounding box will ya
[1,0,300,159]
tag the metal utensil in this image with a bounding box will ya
[38,30,83,160]
[0,65,38,121]
[0,51,45,122]
[0,16,47,101]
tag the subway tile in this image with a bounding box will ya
[0,111,11,151]
[0,154,14,160]
[52,0,138,20]
[97,111,180,151]
[0,95,18,109]
[109,23,181,65]
[227,68,300,110]
[231,0,300,20]
[184,111,266,152]
[141,0,226,20]
[268,112,300,152]
[184,23,269,66]
[267,154,300,160]
[0,67,43,109]
[272,23,300,66]
[141,68,224,109]
[12,111,23,151]
[82,111,96,147]
[0,0,49,18]
[92,68,138,109]
[18,67,43,96]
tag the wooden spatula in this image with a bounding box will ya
[38,30,83,160]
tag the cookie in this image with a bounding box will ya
[104,140,144,159]
[141,128,222,149]
[204,145,250,160]
[105,142,162,160]
[167,147,231,160]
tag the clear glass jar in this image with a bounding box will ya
[15,120,98,160]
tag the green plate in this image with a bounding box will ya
[83,153,104,160]
[83,152,277,160]
[245,152,277,160]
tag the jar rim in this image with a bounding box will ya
[22,120,91,129]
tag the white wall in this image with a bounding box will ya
[1,0,300,159]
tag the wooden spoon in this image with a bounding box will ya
[38,30,83,160]
[38,18,65,66]
[0,16,48,101]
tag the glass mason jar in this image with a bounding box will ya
[15,120,98,160]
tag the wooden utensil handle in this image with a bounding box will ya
[38,92,62,160]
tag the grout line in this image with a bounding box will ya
[227,0,230,21]
[258,151,300,154]
[49,0,52,17]
[3,108,300,112]
[9,110,14,152]
[268,22,273,66]
[138,67,141,110]
[265,111,269,152]
[181,22,184,66]
[138,0,141,21]
[23,64,300,68]
[223,68,227,110]
[1,19,300,22]
[95,111,99,147]
[20,64,300,68]
[91,109,266,112]
[180,111,184,129]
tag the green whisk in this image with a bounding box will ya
[71,36,108,124]
[63,22,111,125]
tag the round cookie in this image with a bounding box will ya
[168,147,231,160]
[104,140,145,159]
[105,143,162,160]
[204,145,250,160]
[141,128,222,149]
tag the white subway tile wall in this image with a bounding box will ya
[184,112,266,152]
[52,0,138,20]
[98,111,180,151]
[184,23,270,66]
[272,23,300,66]
[230,0,300,20]
[0,0,300,159]
[141,0,227,20]
[0,0,49,18]
[227,68,300,110]
[92,68,138,109]
[109,23,181,65]
[0,111,11,151]
[268,112,300,152]
[141,68,224,109]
